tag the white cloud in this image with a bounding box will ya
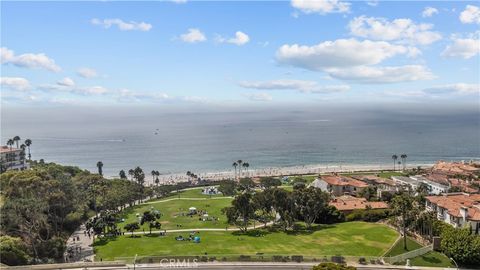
[245,93,273,101]
[424,83,480,95]
[1,47,61,72]
[216,31,250,46]
[180,28,207,43]
[170,0,187,3]
[91,18,152,31]
[0,77,31,91]
[75,86,108,95]
[276,39,412,70]
[118,89,170,101]
[327,65,435,83]
[442,37,480,59]
[460,5,480,24]
[57,77,75,87]
[238,79,350,93]
[77,67,98,78]
[366,0,378,7]
[422,7,438,18]
[291,0,350,14]
[348,16,442,45]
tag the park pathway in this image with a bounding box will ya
[64,224,94,263]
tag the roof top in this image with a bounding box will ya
[321,175,369,188]
[0,146,21,153]
[329,196,389,211]
[352,175,396,186]
[426,193,480,221]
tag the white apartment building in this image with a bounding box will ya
[0,146,29,172]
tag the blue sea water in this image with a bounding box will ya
[1,104,479,177]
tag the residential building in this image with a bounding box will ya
[432,161,480,177]
[425,193,480,234]
[310,175,368,196]
[410,175,449,195]
[351,175,400,197]
[391,176,421,190]
[329,195,389,214]
[0,146,29,172]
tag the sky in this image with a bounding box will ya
[1,0,479,108]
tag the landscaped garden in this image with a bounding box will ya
[94,221,398,261]
[118,187,233,231]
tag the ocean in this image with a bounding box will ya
[2,104,479,178]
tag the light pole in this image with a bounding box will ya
[450,257,459,270]
[133,254,138,270]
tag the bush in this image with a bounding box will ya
[440,226,480,266]
[0,236,30,266]
[331,256,345,264]
[239,255,251,261]
[312,262,356,270]
[345,209,391,222]
[291,255,303,262]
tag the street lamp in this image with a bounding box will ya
[133,254,138,270]
[450,257,459,270]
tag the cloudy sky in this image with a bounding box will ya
[1,0,479,107]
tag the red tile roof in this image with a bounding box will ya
[426,193,480,221]
[321,175,369,188]
[329,196,388,211]
[0,146,20,153]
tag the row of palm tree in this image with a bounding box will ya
[186,171,199,182]
[232,160,250,180]
[392,154,408,171]
[6,136,32,160]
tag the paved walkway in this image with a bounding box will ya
[124,221,274,235]
[64,224,94,263]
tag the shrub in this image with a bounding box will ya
[345,209,391,222]
[291,255,303,262]
[312,262,356,270]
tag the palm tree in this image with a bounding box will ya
[401,154,408,171]
[97,161,104,176]
[232,162,238,180]
[6,139,14,150]
[155,171,160,186]
[237,160,243,178]
[24,139,32,160]
[151,170,157,181]
[392,154,398,171]
[19,144,26,165]
[242,162,250,177]
[186,171,192,181]
[12,136,20,148]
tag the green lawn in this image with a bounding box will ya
[377,171,407,179]
[385,237,423,257]
[95,221,398,261]
[118,192,233,231]
[407,251,454,267]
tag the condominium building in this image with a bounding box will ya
[310,175,368,196]
[425,193,480,234]
[0,146,29,172]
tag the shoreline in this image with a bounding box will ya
[118,162,436,185]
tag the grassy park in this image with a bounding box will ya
[94,221,398,261]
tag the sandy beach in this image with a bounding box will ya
[138,162,434,185]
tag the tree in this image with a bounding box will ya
[400,154,408,171]
[260,177,282,189]
[232,162,238,180]
[13,136,20,149]
[96,161,104,176]
[390,193,417,250]
[128,169,135,180]
[242,162,250,177]
[312,262,356,270]
[238,178,255,192]
[253,189,275,227]
[293,187,329,229]
[223,192,255,232]
[119,170,127,179]
[392,154,398,171]
[140,210,161,234]
[358,186,377,201]
[218,180,237,196]
[237,160,243,178]
[441,226,480,266]
[272,188,295,231]
[132,167,145,187]
[149,221,162,233]
[24,139,32,160]
[124,222,140,237]
[0,236,30,266]
[7,139,14,150]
